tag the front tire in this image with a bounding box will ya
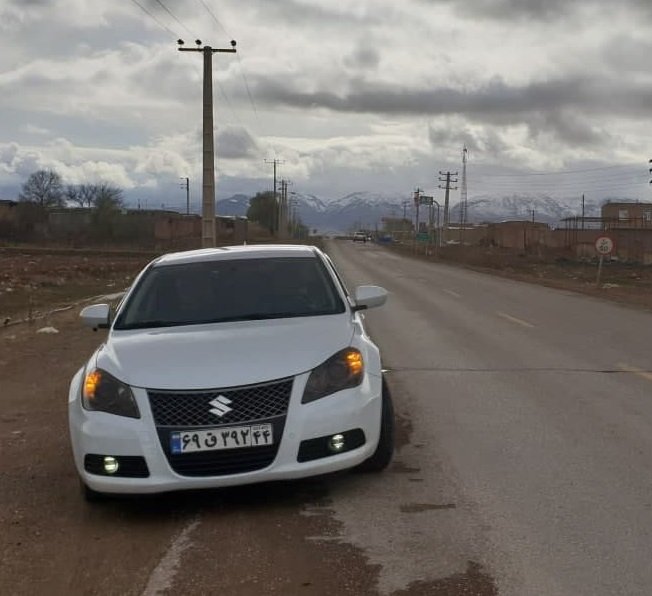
[356,377,394,472]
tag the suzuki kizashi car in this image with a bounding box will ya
[68,244,393,499]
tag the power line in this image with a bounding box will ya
[473,177,649,193]
[152,0,195,37]
[128,0,177,37]
[478,163,641,178]
[474,179,648,191]
[473,170,648,188]
[196,0,261,125]
[197,0,230,37]
[236,54,260,120]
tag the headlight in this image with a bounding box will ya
[302,348,364,404]
[82,368,140,418]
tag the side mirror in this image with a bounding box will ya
[353,285,387,311]
[80,303,111,330]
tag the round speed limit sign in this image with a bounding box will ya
[595,235,614,256]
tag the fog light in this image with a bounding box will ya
[103,456,119,475]
[328,434,346,453]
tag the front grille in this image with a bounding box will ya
[165,446,278,477]
[147,377,293,477]
[147,377,293,427]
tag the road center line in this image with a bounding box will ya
[617,363,652,383]
[141,518,200,596]
[496,312,535,328]
[443,289,461,298]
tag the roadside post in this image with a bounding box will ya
[594,235,614,287]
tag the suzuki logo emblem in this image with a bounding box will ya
[209,395,233,417]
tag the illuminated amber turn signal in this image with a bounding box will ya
[84,369,102,400]
[345,350,363,375]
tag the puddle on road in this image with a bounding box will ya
[400,503,457,513]
[391,461,421,474]
[392,561,498,596]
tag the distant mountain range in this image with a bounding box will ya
[217,191,640,233]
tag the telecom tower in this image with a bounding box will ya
[460,146,468,231]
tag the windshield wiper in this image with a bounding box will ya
[117,311,337,329]
[116,320,186,330]
[183,313,305,324]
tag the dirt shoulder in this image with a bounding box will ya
[0,247,158,325]
[388,243,652,312]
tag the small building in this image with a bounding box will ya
[487,220,549,250]
[601,201,652,228]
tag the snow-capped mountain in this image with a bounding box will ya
[216,194,250,216]
[217,191,637,232]
[449,193,602,224]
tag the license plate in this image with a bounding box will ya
[170,424,273,454]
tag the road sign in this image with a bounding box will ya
[595,235,614,256]
[416,232,430,242]
[419,195,433,206]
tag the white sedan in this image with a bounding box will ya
[68,244,393,499]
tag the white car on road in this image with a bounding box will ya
[68,244,393,499]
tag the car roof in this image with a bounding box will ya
[153,244,320,267]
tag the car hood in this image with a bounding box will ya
[96,315,354,390]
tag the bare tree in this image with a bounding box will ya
[95,182,124,210]
[66,184,99,208]
[65,185,79,206]
[19,169,64,208]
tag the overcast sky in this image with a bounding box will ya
[0,0,650,210]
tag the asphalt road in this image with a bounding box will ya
[327,239,652,596]
[2,239,652,595]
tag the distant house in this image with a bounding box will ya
[602,201,652,228]
[487,220,549,250]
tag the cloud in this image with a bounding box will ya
[251,74,652,127]
[216,126,260,159]
[418,0,652,21]
[0,0,650,205]
[343,44,381,71]
[429,122,510,156]
[237,0,384,27]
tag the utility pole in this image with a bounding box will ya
[265,158,285,235]
[178,38,237,247]
[413,188,422,234]
[581,194,585,230]
[278,179,292,239]
[180,177,190,215]
[460,146,468,243]
[438,170,459,230]
[402,199,412,232]
[279,179,286,238]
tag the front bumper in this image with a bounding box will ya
[68,369,382,494]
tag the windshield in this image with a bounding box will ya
[113,256,345,330]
